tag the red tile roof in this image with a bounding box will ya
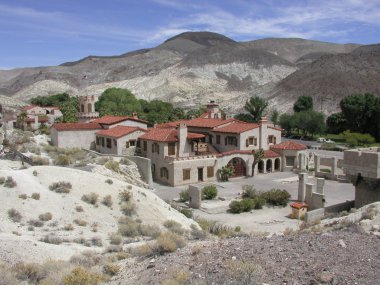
[156,120,189,128]
[213,121,259,134]
[95,126,147,138]
[264,150,281,158]
[139,128,206,142]
[22,105,38,111]
[92,115,147,125]
[26,117,48,123]
[271,141,307,151]
[186,117,235,128]
[52,122,102,131]
[290,202,309,209]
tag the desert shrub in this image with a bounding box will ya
[229,197,265,213]
[40,235,63,245]
[28,226,34,231]
[0,264,18,285]
[64,224,74,231]
[170,202,193,218]
[101,195,113,207]
[28,219,44,227]
[195,218,235,237]
[104,160,120,172]
[138,224,161,238]
[105,178,113,184]
[120,201,136,216]
[190,224,207,240]
[4,176,17,188]
[54,155,72,166]
[96,157,109,165]
[163,220,185,235]
[119,190,132,202]
[0,176,5,184]
[127,185,132,190]
[32,156,49,165]
[106,245,123,253]
[75,205,84,212]
[119,157,132,165]
[62,267,104,285]
[32,170,38,176]
[74,219,88,227]
[241,185,257,199]
[31,192,40,200]
[49,181,72,193]
[260,189,290,207]
[109,233,122,245]
[320,168,331,173]
[81,193,99,205]
[115,252,129,260]
[13,262,42,283]
[103,263,120,276]
[361,205,379,220]
[225,260,263,284]
[91,236,103,247]
[229,200,247,214]
[179,189,189,202]
[18,193,28,200]
[156,232,186,254]
[118,217,160,238]
[201,185,217,200]
[39,212,53,221]
[8,208,22,222]
[161,268,190,285]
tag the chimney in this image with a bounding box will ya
[132,112,138,119]
[259,117,268,150]
[177,123,188,157]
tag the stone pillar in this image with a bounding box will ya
[189,185,201,209]
[298,153,307,171]
[259,117,268,150]
[298,172,307,202]
[305,183,314,205]
[316,178,325,194]
[314,154,320,172]
[331,157,337,177]
[177,123,187,158]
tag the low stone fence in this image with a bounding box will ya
[325,200,355,213]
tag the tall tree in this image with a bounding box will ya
[270,108,280,126]
[293,96,313,112]
[244,96,268,122]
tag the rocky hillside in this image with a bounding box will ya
[1,31,379,114]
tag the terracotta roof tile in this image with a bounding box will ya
[92,115,147,125]
[216,150,252,157]
[213,121,259,134]
[271,141,307,151]
[156,120,189,128]
[140,128,206,142]
[95,126,146,138]
[53,122,102,131]
[186,117,235,128]
[264,150,281,158]
[187,133,206,139]
[290,202,309,209]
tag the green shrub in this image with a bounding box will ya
[170,202,193,218]
[156,232,187,254]
[8,208,22,222]
[4,176,17,188]
[31,192,40,200]
[163,220,185,235]
[241,185,257,199]
[201,185,217,200]
[81,193,99,205]
[63,267,104,285]
[320,168,331,173]
[260,189,290,207]
[179,189,189,202]
[54,155,72,166]
[104,160,120,172]
[49,181,72,193]
[101,195,113,207]
[118,217,160,238]
[229,200,247,214]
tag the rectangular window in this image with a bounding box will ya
[216,135,220,144]
[106,138,112,148]
[137,140,141,148]
[129,140,136,147]
[268,135,275,144]
[143,141,147,151]
[168,142,176,155]
[101,137,105,147]
[207,166,214,178]
[286,156,295,166]
[96,137,100,145]
[226,136,237,146]
[246,136,257,146]
[183,169,190,180]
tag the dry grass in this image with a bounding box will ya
[161,268,190,285]
[39,212,53,221]
[119,189,132,202]
[18,193,28,200]
[31,192,40,200]
[120,201,136,216]
[74,219,88,227]
[49,181,72,194]
[62,267,104,285]
[103,263,120,276]
[101,195,113,208]
[82,193,99,205]
[75,205,84,212]
[4,176,17,188]
[8,208,22,222]
[163,220,185,235]
[109,233,123,245]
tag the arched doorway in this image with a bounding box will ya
[266,159,272,173]
[227,157,246,178]
[258,160,264,173]
[274,158,280,171]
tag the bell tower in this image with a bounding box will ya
[76,95,99,123]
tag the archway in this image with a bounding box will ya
[258,160,264,173]
[266,159,272,173]
[87,103,92,113]
[227,157,246,178]
[81,104,85,112]
[274,158,280,171]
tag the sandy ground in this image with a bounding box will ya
[0,160,195,265]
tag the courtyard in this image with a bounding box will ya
[152,171,355,234]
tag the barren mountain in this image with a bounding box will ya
[269,44,380,114]
[1,31,378,114]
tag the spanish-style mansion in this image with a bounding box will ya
[51,97,307,186]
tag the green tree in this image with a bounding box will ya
[270,108,280,126]
[279,113,294,135]
[244,96,268,122]
[234,113,255,123]
[293,110,325,137]
[326,112,346,134]
[293,96,313,112]
[96,88,142,116]
[252,149,264,176]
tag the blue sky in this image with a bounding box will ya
[1,0,379,69]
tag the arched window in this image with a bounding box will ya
[87,103,92,113]
[81,104,85,112]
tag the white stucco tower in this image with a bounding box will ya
[206,101,222,119]
[76,95,99,123]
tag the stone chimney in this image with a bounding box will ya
[177,123,188,157]
[206,101,221,119]
[259,117,268,150]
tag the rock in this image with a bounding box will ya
[338,239,346,248]
[231,256,236,260]
[320,271,334,283]
[218,197,226,201]
[371,224,380,231]
[147,263,155,269]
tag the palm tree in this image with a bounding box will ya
[244,96,268,122]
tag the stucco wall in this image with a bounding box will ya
[105,120,147,130]
[53,129,98,148]
[172,157,217,186]
[96,130,145,155]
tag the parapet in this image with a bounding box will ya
[343,147,380,179]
